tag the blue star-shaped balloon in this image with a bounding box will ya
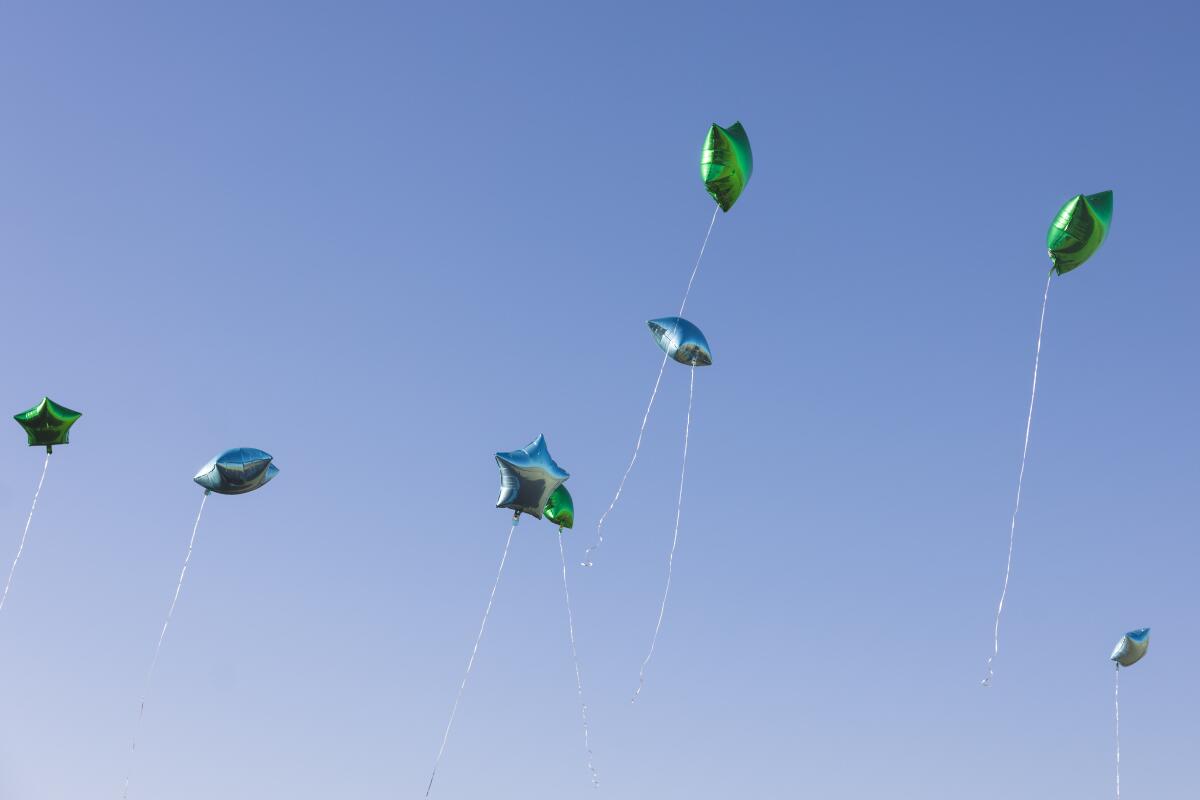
[193,447,279,495]
[1110,627,1150,667]
[495,434,568,519]
[647,317,713,367]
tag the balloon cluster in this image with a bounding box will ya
[5,117,1144,800]
[495,434,573,530]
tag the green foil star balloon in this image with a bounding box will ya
[544,485,574,531]
[13,397,82,453]
[1047,190,1113,275]
[701,122,753,212]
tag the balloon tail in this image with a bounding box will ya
[583,207,717,568]
[558,531,600,788]
[633,365,695,702]
[0,450,52,616]
[425,522,517,798]
[122,491,208,799]
[983,271,1052,687]
[1115,664,1121,800]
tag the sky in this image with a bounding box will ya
[1,2,1198,798]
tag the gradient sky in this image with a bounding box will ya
[1,2,1198,798]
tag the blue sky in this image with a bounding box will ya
[1,2,1197,798]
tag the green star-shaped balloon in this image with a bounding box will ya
[14,397,82,452]
[1047,190,1113,275]
[701,121,753,212]
[544,485,574,531]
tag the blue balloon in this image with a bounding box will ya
[193,447,279,495]
[495,434,568,519]
[647,317,713,366]
[1110,628,1150,667]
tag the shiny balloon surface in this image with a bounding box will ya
[495,434,569,519]
[647,317,713,366]
[13,397,82,451]
[1110,627,1150,667]
[1047,190,1112,275]
[701,122,753,211]
[543,484,574,530]
[193,447,279,495]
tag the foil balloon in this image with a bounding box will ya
[193,447,279,495]
[1110,628,1150,667]
[495,434,568,519]
[1110,626,1148,798]
[1047,190,1113,275]
[13,397,82,453]
[701,122,753,212]
[123,447,279,795]
[544,485,574,530]
[647,317,713,366]
[424,437,593,799]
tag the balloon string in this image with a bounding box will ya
[676,205,719,319]
[122,491,208,799]
[983,270,1053,687]
[1115,664,1121,800]
[0,451,51,617]
[582,350,668,567]
[633,364,695,702]
[425,522,517,798]
[583,207,717,568]
[558,530,600,789]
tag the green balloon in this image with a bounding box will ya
[14,397,82,452]
[544,485,574,530]
[701,122,753,212]
[1047,190,1113,275]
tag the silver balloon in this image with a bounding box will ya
[193,447,279,495]
[647,317,713,366]
[1110,628,1150,667]
[495,434,568,519]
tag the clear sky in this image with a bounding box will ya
[1,2,1197,798]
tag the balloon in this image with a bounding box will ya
[701,122,753,212]
[495,434,569,519]
[544,485,574,530]
[13,397,82,453]
[193,447,279,495]
[647,317,713,366]
[1110,628,1150,667]
[1047,190,1113,275]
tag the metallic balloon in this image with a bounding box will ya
[647,317,713,367]
[13,397,82,453]
[193,447,280,495]
[495,434,568,519]
[1047,190,1113,275]
[544,484,574,530]
[1110,628,1150,667]
[701,122,753,212]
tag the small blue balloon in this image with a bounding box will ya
[647,317,713,366]
[1110,628,1150,667]
[194,447,279,495]
[495,434,568,519]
